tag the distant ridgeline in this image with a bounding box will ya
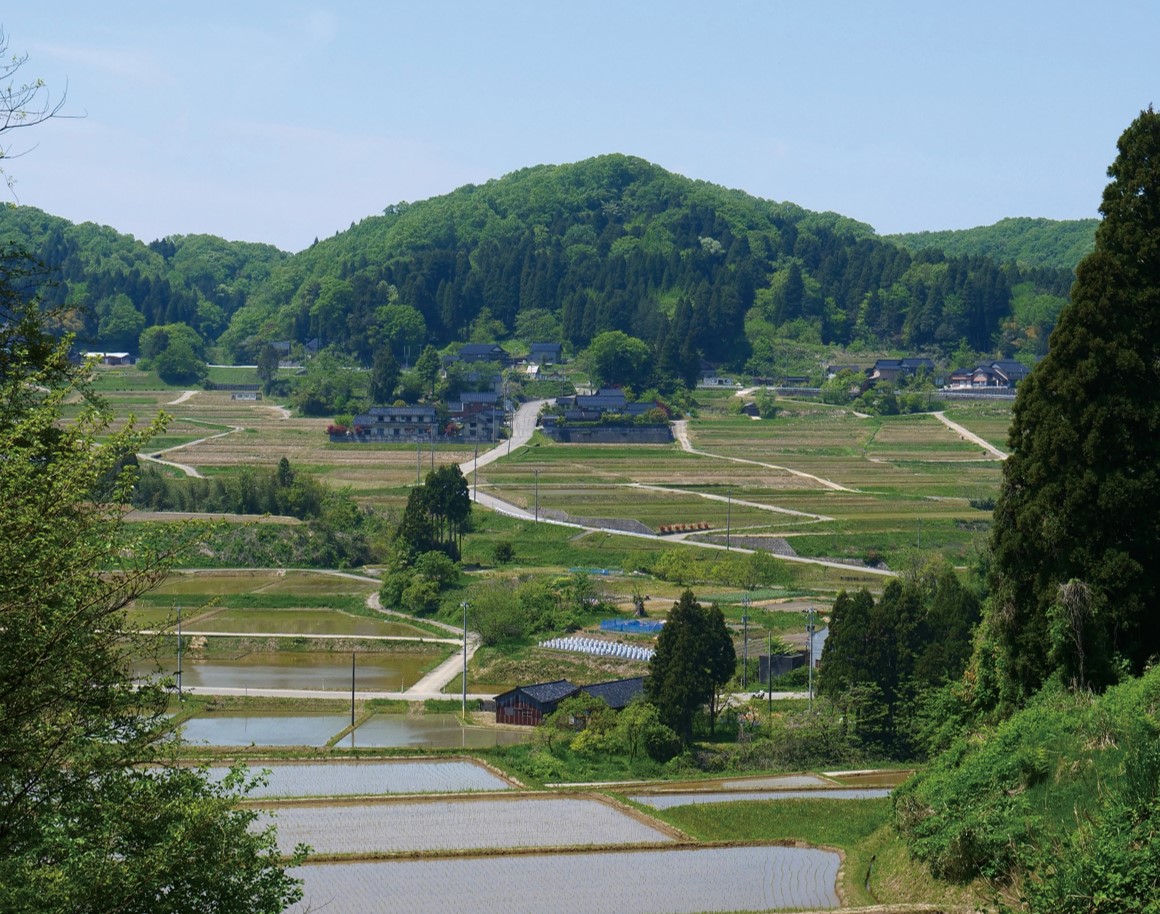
[0,156,1087,383]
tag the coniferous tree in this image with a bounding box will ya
[645,590,735,745]
[985,107,1160,705]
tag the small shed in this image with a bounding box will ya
[494,679,578,726]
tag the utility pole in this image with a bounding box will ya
[726,490,732,551]
[350,652,356,727]
[534,467,540,524]
[461,601,469,717]
[415,436,421,485]
[473,443,478,503]
[741,594,750,690]
[176,604,183,702]
[805,606,817,713]
[767,630,773,715]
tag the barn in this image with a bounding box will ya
[494,679,578,727]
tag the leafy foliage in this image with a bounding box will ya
[890,217,1098,272]
[819,568,981,756]
[895,667,1160,895]
[0,252,300,911]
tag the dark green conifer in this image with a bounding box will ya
[987,107,1160,703]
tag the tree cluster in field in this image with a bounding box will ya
[462,572,606,646]
[645,590,737,745]
[132,457,389,567]
[378,466,473,614]
[647,548,791,590]
[538,695,682,764]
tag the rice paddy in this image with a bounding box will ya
[287,846,841,914]
[204,759,514,797]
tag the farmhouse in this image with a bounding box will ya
[946,359,1031,390]
[866,357,935,384]
[82,351,132,366]
[347,405,438,441]
[528,341,563,365]
[495,679,578,726]
[454,343,509,365]
[494,676,647,726]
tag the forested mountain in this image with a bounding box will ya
[2,156,1078,380]
[0,205,286,352]
[889,217,1098,272]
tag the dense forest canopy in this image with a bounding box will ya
[0,155,1085,381]
[889,217,1098,272]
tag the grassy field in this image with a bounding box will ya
[99,375,1003,595]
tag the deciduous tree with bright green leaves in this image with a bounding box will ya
[985,107,1160,706]
[0,249,303,913]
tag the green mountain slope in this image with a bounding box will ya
[888,217,1098,272]
[1,158,1079,381]
[219,155,1073,374]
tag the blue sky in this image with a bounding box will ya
[4,3,1157,252]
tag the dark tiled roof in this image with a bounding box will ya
[519,679,579,703]
[579,677,645,710]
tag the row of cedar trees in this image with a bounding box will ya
[395,465,471,559]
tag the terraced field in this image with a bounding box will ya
[288,846,841,914]
[206,759,513,797]
[266,796,676,855]
[630,788,892,808]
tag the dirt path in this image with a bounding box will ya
[628,482,832,522]
[364,592,480,699]
[671,420,856,492]
[167,389,199,406]
[137,424,243,479]
[933,410,1008,460]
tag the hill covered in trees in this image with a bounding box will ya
[889,217,1098,272]
[2,156,1084,383]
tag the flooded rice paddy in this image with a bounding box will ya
[206,759,512,797]
[179,711,529,749]
[631,788,892,808]
[266,796,673,855]
[179,712,351,747]
[335,713,529,749]
[289,845,841,914]
[140,650,443,692]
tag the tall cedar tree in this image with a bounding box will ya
[987,107,1160,704]
[645,590,736,744]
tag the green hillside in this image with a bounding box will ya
[889,216,1098,272]
[2,157,1079,383]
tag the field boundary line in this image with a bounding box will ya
[671,420,856,492]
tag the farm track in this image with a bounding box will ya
[672,420,856,492]
[458,404,896,577]
[137,422,244,478]
[932,411,1009,459]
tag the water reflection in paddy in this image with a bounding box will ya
[340,714,530,749]
[179,712,349,747]
[139,650,444,691]
[177,711,528,749]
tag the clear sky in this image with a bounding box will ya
[4,2,1157,252]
